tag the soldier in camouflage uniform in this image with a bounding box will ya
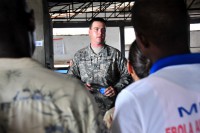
[68,17,132,116]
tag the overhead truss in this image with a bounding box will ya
[48,0,200,25]
[49,2,134,22]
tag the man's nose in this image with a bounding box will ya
[98,29,104,35]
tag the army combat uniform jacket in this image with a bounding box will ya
[68,44,132,115]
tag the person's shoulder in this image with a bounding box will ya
[31,64,85,90]
[77,46,89,53]
[104,44,123,58]
[105,44,120,52]
[74,46,89,57]
[123,76,155,96]
[47,69,83,85]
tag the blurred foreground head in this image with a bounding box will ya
[132,0,190,63]
[0,0,35,58]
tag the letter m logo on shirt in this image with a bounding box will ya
[178,103,198,117]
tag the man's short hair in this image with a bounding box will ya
[89,17,106,29]
[131,0,189,50]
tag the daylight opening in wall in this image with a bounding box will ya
[190,23,200,31]
[53,28,88,35]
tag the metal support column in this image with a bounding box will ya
[43,0,54,69]
[119,26,125,57]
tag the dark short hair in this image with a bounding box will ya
[0,0,29,23]
[89,17,106,29]
[0,0,34,57]
[128,41,151,79]
[131,0,189,50]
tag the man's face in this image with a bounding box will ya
[89,21,106,45]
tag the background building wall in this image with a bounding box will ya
[53,27,200,66]
[190,30,200,53]
[21,0,200,67]
[53,27,120,65]
[27,0,45,66]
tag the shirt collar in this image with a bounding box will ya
[89,44,107,57]
[150,53,200,74]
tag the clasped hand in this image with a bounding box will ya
[85,84,116,97]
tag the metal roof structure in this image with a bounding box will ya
[49,1,134,22]
[48,0,200,28]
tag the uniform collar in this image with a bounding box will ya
[150,53,200,74]
[88,44,108,57]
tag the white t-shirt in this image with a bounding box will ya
[0,58,107,133]
[112,63,200,133]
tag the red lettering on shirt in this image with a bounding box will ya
[165,119,200,133]
[178,124,186,133]
[196,119,200,132]
[171,127,177,133]
[189,122,194,133]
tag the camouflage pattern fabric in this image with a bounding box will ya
[68,44,132,115]
[88,84,116,115]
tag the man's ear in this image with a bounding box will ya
[127,61,133,75]
[88,28,91,37]
[136,32,149,48]
[127,61,140,81]
[26,9,35,56]
[27,9,35,32]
